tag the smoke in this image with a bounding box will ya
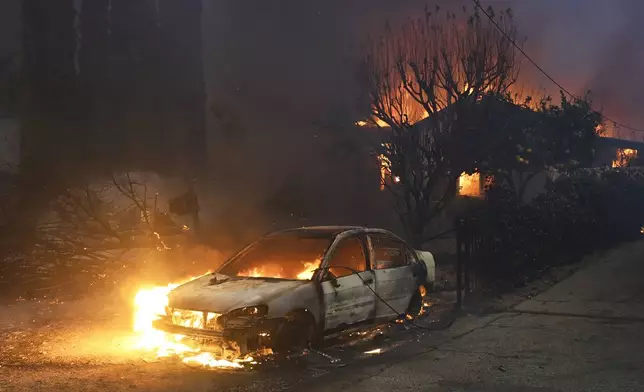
[512,0,644,140]
[2,1,643,246]
[195,0,644,241]
[203,0,644,135]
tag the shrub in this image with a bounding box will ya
[471,168,644,289]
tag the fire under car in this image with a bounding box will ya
[152,226,436,355]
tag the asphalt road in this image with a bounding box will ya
[2,240,643,392]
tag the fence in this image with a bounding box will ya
[455,216,485,307]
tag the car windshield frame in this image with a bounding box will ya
[216,230,339,281]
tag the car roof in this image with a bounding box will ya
[269,226,403,240]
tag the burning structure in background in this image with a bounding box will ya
[612,148,638,168]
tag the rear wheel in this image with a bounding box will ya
[405,286,425,318]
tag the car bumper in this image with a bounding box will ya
[152,319,225,338]
[151,316,280,351]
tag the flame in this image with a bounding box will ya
[238,266,283,278]
[378,151,393,191]
[612,148,638,168]
[595,124,605,135]
[296,262,319,280]
[132,272,254,369]
[131,259,320,368]
[364,348,383,355]
[238,259,320,280]
[458,172,482,197]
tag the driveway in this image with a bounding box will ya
[310,240,644,392]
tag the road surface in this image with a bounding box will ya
[1,240,644,391]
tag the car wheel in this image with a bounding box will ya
[405,286,424,318]
[273,312,320,353]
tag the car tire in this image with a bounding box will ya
[405,286,424,318]
[273,311,320,353]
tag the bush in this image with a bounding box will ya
[471,168,644,289]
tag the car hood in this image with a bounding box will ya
[167,273,309,314]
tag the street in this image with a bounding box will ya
[2,240,644,392]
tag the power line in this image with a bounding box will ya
[471,0,644,134]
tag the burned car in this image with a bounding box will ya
[152,226,435,354]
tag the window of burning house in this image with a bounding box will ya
[219,232,333,280]
[377,143,400,191]
[612,148,638,168]
[378,149,490,198]
[457,172,493,198]
[458,172,482,197]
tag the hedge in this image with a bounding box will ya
[471,168,644,289]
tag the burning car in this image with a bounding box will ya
[152,226,435,355]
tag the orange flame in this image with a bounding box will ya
[238,260,320,280]
[458,172,482,197]
[612,148,638,168]
[132,272,253,369]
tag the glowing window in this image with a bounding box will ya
[458,172,482,198]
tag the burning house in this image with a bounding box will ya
[349,93,644,254]
[595,137,644,168]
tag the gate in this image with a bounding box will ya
[455,217,485,307]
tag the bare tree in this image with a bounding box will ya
[35,172,178,265]
[360,5,520,247]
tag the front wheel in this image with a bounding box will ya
[272,312,320,354]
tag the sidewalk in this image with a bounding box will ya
[314,240,644,392]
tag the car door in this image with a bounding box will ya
[369,234,419,320]
[320,235,377,331]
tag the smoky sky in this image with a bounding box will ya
[204,0,644,139]
[1,0,641,238]
[2,0,644,153]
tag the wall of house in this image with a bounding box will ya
[594,144,618,167]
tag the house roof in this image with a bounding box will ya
[597,137,644,150]
[411,94,536,130]
[357,96,644,151]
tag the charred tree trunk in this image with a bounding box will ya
[158,0,207,176]
[79,0,110,173]
[109,0,163,172]
[20,0,77,181]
